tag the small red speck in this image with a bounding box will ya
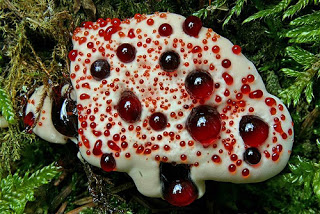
[273,137,278,143]
[232,45,241,55]
[111,18,121,26]
[224,89,230,97]
[236,160,242,166]
[288,128,293,135]
[249,107,254,112]
[155,155,160,161]
[191,46,202,53]
[128,29,135,38]
[180,154,187,161]
[80,93,90,100]
[164,145,170,151]
[270,107,277,115]
[230,154,238,161]
[264,150,270,158]
[278,104,284,111]
[125,153,131,158]
[282,133,288,139]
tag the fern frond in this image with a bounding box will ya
[283,0,312,19]
[290,10,320,26]
[243,0,292,23]
[223,0,246,27]
[0,163,60,214]
[281,68,302,77]
[305,81,314,104]
[287,28,320,44]
[285,46,318,69]
[0,88,16,124]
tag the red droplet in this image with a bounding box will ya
[104,26,118,41]
[272,153,279,161]
[232,45,242,55]
[221,59,231,68]
[211,155,221,163]
[117,91,142,123]
[212,45,220,53]
[247,74,255,82]
[100,153,116,172]
[90,59,110,80]
[265,97,276,106]
[80,93,90,100]
[68,50,78,61]
[24,112,35,133]
[128,28,135,38]
[222,72,233,85]
[185,70,214,99]
[244,147,261,165]
[249,90,263,99]
[159,51,180,72]
[107,140,121,152]
[239,115,269,147]
[147,18,154,25]
[228,164,236,172]
[183,16,202,37]
[111,18,121,26]
[93,140,102,155]
[241,84,251,94]
[149,112,167,131]
[116,43,136,63]
[158,23,173,36]
[186,105,221,146]
[242,168,250,177]
[163,180,198,206]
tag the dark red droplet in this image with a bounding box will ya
[186,105,221,146]
[265,97,276,106]
[221,59,231,68]
[211,154,221,163]
[249,90,263,99]
[222,72,233,85]
[159,51,180,72]
[159,23,173,36]
[183,16,202,37]
[128,28,135,38]
[239,115,269,147]
[163,180,198,206]
[244,147,261,165]
[116,43,136,63]
[68,50,78,61]
[149,112,167,131]
[107,140,121,152]
[104,26,118,41]
[90,59,110,80]
[185,70,214,99]
[93,140,103,155]
[24,112,35,133]
[232,45,241,55]
[100,153,116,172]
[242,168,250,177]
[52,92,78,137]
[117,91,142,123]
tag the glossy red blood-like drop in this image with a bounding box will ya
[244,147,261,165]
[164,180,198,206]
[159,51,180,72]
[90,59,110,80]
[51,90,78,137]
[24,112,35,133]
[117,91,142,123]
[185,70,214,99]
[186,105,221,146]
[68,50,78,61]
[221,59,231,68]
[116,43,136,63]
[100,153,116,172]
[232,45,241,54]
[159,23,173,36]
[239,115,269,147]
[149,112,167,131]
[93,140,102,155]
[183,16,202,37]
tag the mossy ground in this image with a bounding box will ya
[0,0,320,213]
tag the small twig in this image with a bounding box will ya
[51,182,73,211]
[110,182,135,194]
[55,202,68,214]
[65,202,96,214]
[73,196,93,206]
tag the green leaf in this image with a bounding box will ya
[0,163,60,214]
[281,68,302,77]
[305,81,314,104]
[285,46,318,69]
[312,169,320,201]
[0,88,16,124]
[223,0,246,27]
[243,0,292,23]
[290,10,320,26]
[283,0,311,19]
[193,8,208,19]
